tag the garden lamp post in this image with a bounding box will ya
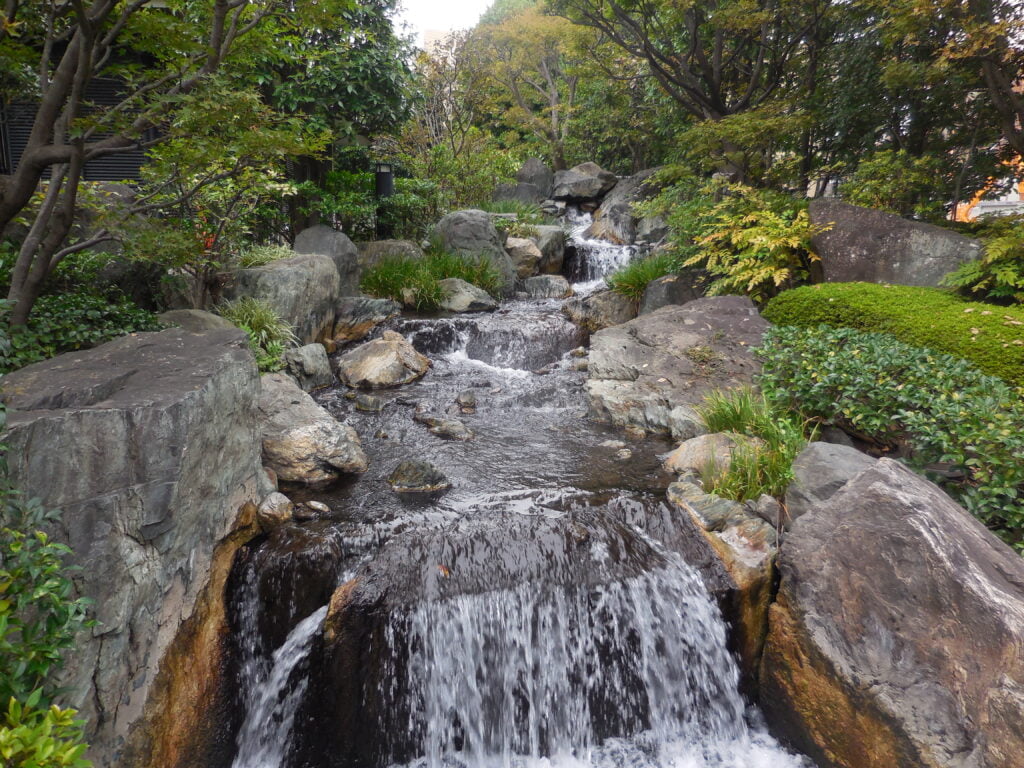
[375,161,395,239]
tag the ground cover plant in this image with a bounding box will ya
[762,282,1024,386]
[696,388,815,502]
[360,250,501,312]
[758,324,1024,548]
[217,297,298,373]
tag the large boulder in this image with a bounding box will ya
[505,236,543,278]
[293,225,360,295]
[356,239,425,271]
[335,330,431,389]
[0,328,268,767]
[760,459,1024,768]
[438,277,498,313]
[586,297,768,435]
[530,225,566,274]
[583,168,661,244]
[257,373,367,484]
[493,182,545,205]
[331,296,401,344]
[551,162,618,203]
[808,200,982,287]
[433,209,516,296]
[784,441,877,527]
[562,288,637,332]
[157,309,235,332]
[639,270,706,314]
[516,157,554,197]
[283,343,335,392]
[222,253,340,344]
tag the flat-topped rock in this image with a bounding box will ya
[335,330,431,389]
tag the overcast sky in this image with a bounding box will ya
[395,0,494,47]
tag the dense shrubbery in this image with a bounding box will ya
[758,324,1024,548]
[360,251,501,312]
[762,282,1024,386]
[943,214,1024,304]
[697,388,814,502]
[0,294,163,375]
[0,405,93,767]
[840,150,947,220]
[217,298,297,373]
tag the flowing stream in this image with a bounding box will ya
[224,222,811,768]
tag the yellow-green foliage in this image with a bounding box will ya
[762,282,1024,385]
[943,214,1024,303]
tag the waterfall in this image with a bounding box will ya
[231,606,328,768]
[563,209,644,291]
[379,557,808,768]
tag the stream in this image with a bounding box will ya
[224,216,812,768]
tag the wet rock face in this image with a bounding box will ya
[583,167,661,244]
[586,297,768,435]
[335,330,431,389]
[521,274,573,299]
[258,373,368,484]
[438,277,498,313]
[332,296,401,344]
[0,328,268,766]
[809,200,981,287]
[530,225,566,274]
[562,288,638,332]
[387,459,452,493]
[761,459,1024,768]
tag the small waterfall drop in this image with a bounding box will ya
[231,606,328,768]
[564,209,645,291]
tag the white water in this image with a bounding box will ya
[382,557,809,768]
[564,210,644,293]
[232,606,328,768]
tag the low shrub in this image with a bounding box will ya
[942,214,1024,304]
[762,282,1024,386]
[697,388,814,502]
[360,251,501,312]
[607,251,685,300]
[0,294,163,375]
[237,244,293,268]
[217,297,297,372]
[758,324,1024,547]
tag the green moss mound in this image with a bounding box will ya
[763,282,1024,386]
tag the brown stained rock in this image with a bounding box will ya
[335,330,431,389]
[505,237,544,279]
[760,459,1024,768]
[663,432,764,481]
[666,481,776,683]
[332,297,402,344]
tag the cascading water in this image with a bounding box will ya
[563,209,646,291]
[224,230,812,768]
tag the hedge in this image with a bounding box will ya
[762,282,1024,386]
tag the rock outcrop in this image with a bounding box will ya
[583,168,660,244]
[222,253,340,343]
[335,330,431,388]
[331,296,401,344]
[157,309,235,332]
[517,157,554,197]
[0,328,268,767]
[551,162,618,203]
[438,278,499,313]
[493,182,545,205]
[293,225,361,295]
[562,288,637,332]
[783,441,876,527]
[257,373,368,484]
[639,270,706,314]
[505,236,543,278]
[434,210,516,296]
[808,200,982,287]
[586,297,768,435]
[283,343,335,391]
[761,458,1024,768]
[530,225,566,274]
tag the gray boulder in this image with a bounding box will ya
[761,459,1024,768]
[157,309,235,332]
[809,200,982,287]
[257,373,368,485]
[434,209,516,296]
[493,182,545,205]
[636,214,669,244]
[293,225,360,295]
[551,162,618,203]
[530,225,566,274]
[562,288,637,332]
[335,330,431,389]
[521,275,572,299]
[283,343,335,391]
[784,441,877,526]
[356,239,425,271]
[639,270,706,314]
[583,168,661,244]
[0,328,268,765]
[505,236,543,278]
[517,157,554,197]
[222,253,340,343]
[586,297,768,435]
[332,296,401,344]
[438,277,498,313]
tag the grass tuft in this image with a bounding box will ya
[238,244,294,268]
[218,297,297,372]
[607,251,685,299]
[360,250,501,312]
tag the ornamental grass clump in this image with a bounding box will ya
[607,251,686,300]
[360,250,500,312]
[237,244,293,268]
[218,297,297,372]
[696,387,815,502]
[758,324,1024,548]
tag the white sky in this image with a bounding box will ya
[394,0,495,47]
